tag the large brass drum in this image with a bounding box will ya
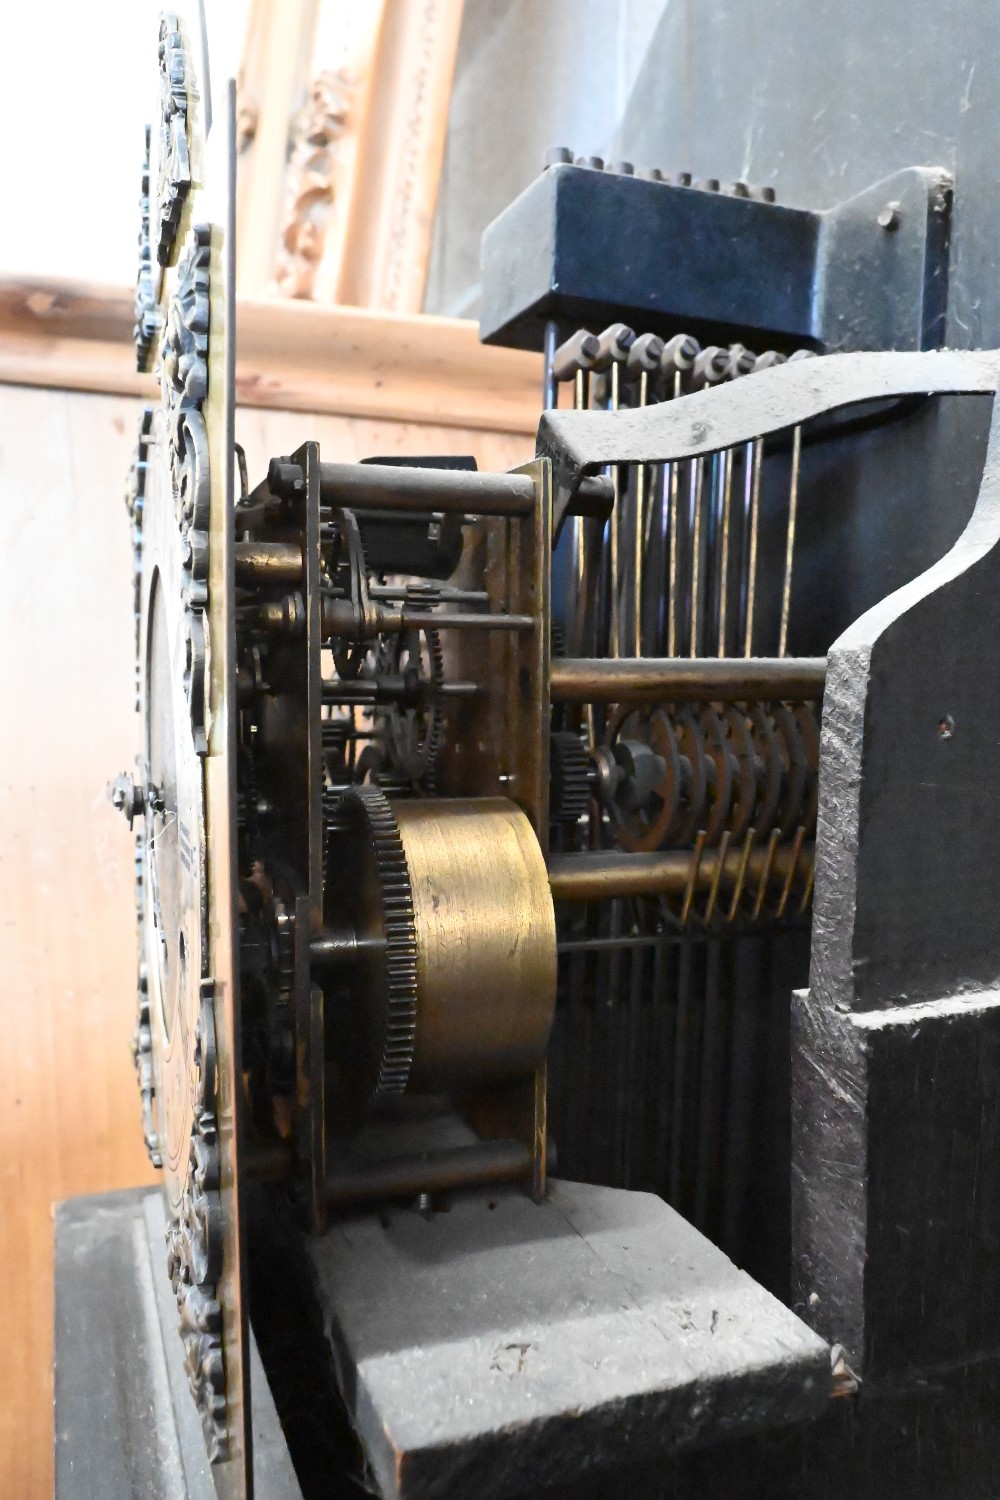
[397,797,556,1090]
[323,790,556,1117]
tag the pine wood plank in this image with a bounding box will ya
[0,278,541,435]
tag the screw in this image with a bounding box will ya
[877,201,901,232]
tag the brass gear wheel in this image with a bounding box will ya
[323,785,418,1120]
[371,623,445,792]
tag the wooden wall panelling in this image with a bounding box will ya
[0,388,158,1500]
[229,295,538,431]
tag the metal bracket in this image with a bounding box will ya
[480,163,952,357]
[535,348,1000,534]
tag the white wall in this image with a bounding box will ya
[0,0,247,286]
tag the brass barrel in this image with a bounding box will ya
[548,841,813,902]
[395,798,557,1091]
[234,539,304,585]
[550,655,826,704]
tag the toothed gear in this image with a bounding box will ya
[550,731,591,823]
[376,622,445,792]
[325,784,418,1105]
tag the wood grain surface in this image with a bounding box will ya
[0,277,542,435]
[0,387,155,1499]
[0,381,528,1497]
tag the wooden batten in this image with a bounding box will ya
[0,277,541,434]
